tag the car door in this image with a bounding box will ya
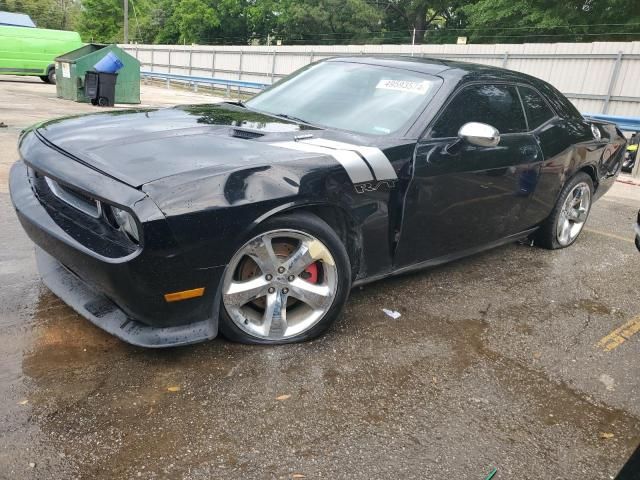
[395,83,543,267]
[515,85,569,226]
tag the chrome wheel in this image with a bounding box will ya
[222,229,338,340]
[556,182,591,246]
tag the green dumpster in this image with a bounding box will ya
[54,44,140,104]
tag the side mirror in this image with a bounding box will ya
[458,122,500,147]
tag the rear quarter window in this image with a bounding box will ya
[518,86,555,130]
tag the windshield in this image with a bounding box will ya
[246,61,441,136]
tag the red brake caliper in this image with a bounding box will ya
[303,262,319,284]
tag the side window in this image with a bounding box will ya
[518,86,555,130]
[430,84,526,138]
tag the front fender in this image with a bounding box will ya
[143,159,395,280]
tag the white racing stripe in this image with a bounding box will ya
[270,138,397,184]
[270,141,374,184]
[300,138,398,181]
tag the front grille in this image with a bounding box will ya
[28,168,138,258]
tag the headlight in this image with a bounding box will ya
[110,206,140,243]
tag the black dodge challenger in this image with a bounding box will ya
[10,57,626,347]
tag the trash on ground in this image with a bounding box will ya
[276,394,291,401]
[166,386,181,392]
[599,432,615,439]
[599,373,615,391]
[484,467,497,479]
[382,308,401,319]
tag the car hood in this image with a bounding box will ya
[34,103,321,188]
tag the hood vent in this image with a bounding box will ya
[230,128,264,140]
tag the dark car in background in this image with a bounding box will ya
[635,210,640,251]
[9,57,626,347]
[621,134,638,173]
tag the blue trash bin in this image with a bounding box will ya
[93,51,124,74]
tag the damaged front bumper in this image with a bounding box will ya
[9,140,225,347]
[36,247,216,347]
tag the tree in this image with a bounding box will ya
[375,0,463,43]
[172,0,220,43]
[274,0,383,44]
[76,0,123,42]
[461,0,640,43]
[12,0,636,45]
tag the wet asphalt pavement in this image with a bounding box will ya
[1,77,640,480]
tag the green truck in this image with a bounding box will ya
[0,25,83,84]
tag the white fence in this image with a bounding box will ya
[121,42,640,116]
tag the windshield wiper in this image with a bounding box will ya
[271,113,311,125]
[225,100,246,108]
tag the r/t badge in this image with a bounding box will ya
[354,179,398,194]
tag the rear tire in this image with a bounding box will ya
[219,212,351,345]
[535,172,593,249]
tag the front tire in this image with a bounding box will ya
[219,213,351,345]
[536,172,593,249]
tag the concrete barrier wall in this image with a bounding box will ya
[121,42,640,116]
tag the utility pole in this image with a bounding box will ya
[124,0,129,44]
[411,28,416,56]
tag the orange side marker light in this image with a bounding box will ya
[164,288,205,302]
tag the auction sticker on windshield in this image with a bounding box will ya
[376,79,431,94]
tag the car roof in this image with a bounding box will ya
[326,55,538,84]
[326,55,454,75]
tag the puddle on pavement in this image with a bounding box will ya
[0,245,638,478]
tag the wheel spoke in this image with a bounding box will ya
[262,290,288,338]
[558,210,568,225]
[224,277,269,308]
[567,207,582,222]
[558,218,572,244]
[281,241,315,276]
[289,279,332,310]
[245,235,279,274]
[573,207,588,223]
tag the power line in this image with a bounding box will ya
[167,27,640,43]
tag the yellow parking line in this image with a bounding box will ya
[583,227,635,244]
[597,316,640,352]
